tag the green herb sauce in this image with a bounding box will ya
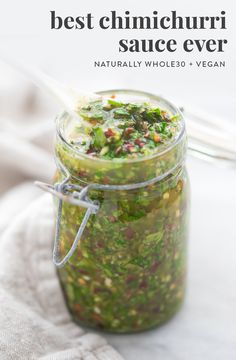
[68,97,181,160]
[55,92,189,333]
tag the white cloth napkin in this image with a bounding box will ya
[0,194,123,360]
[0,73,124,360]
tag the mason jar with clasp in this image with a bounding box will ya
[47,89,190,333]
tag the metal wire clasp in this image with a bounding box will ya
[35,157,184,267]
[35,178,99,268]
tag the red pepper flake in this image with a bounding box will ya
[139,280,148,289]
[110,94,116,99]
[124,227,135,239]
[105,128,115,138]
[96,241,104,248]
[134,139,145,147]
[74,309,85,321]
[137,303,147,310]
[103,176,110,184]
[126,275,136,283]
[78,269,89,275]
[77,170,88,177]
[150,261,159,273]
[94,287,103,294]
[152,306,161,313]
[86,149,96,155]
[124,127,134,139]
[153,133,161,143]
[108,215,117,223]
[125,144,136,153]
[125,291,132,300]
[92,313,103,323]
[74,303,83,313]
[166,224,176,231]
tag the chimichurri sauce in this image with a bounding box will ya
[68,97,181,160]
[55,92,189,333]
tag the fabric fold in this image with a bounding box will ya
[0,194,124,360]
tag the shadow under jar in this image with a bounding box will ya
[54,89,190,333]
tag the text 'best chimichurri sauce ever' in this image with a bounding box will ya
[53,89,190,333]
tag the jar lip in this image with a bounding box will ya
[56,89,186,164]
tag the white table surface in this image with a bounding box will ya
[101,156,236,360]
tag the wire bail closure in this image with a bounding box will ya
[35,157,183,268]
[35,177,99,268]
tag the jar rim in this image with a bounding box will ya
[56,89,185,164]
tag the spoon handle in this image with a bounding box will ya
[0,55,94,127]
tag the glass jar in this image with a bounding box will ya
[53,89,190,333]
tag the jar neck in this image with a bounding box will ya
[55,131,187,186]
[55,89,186,186]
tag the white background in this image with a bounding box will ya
[0,0,236,359]
[0,0,235,114]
